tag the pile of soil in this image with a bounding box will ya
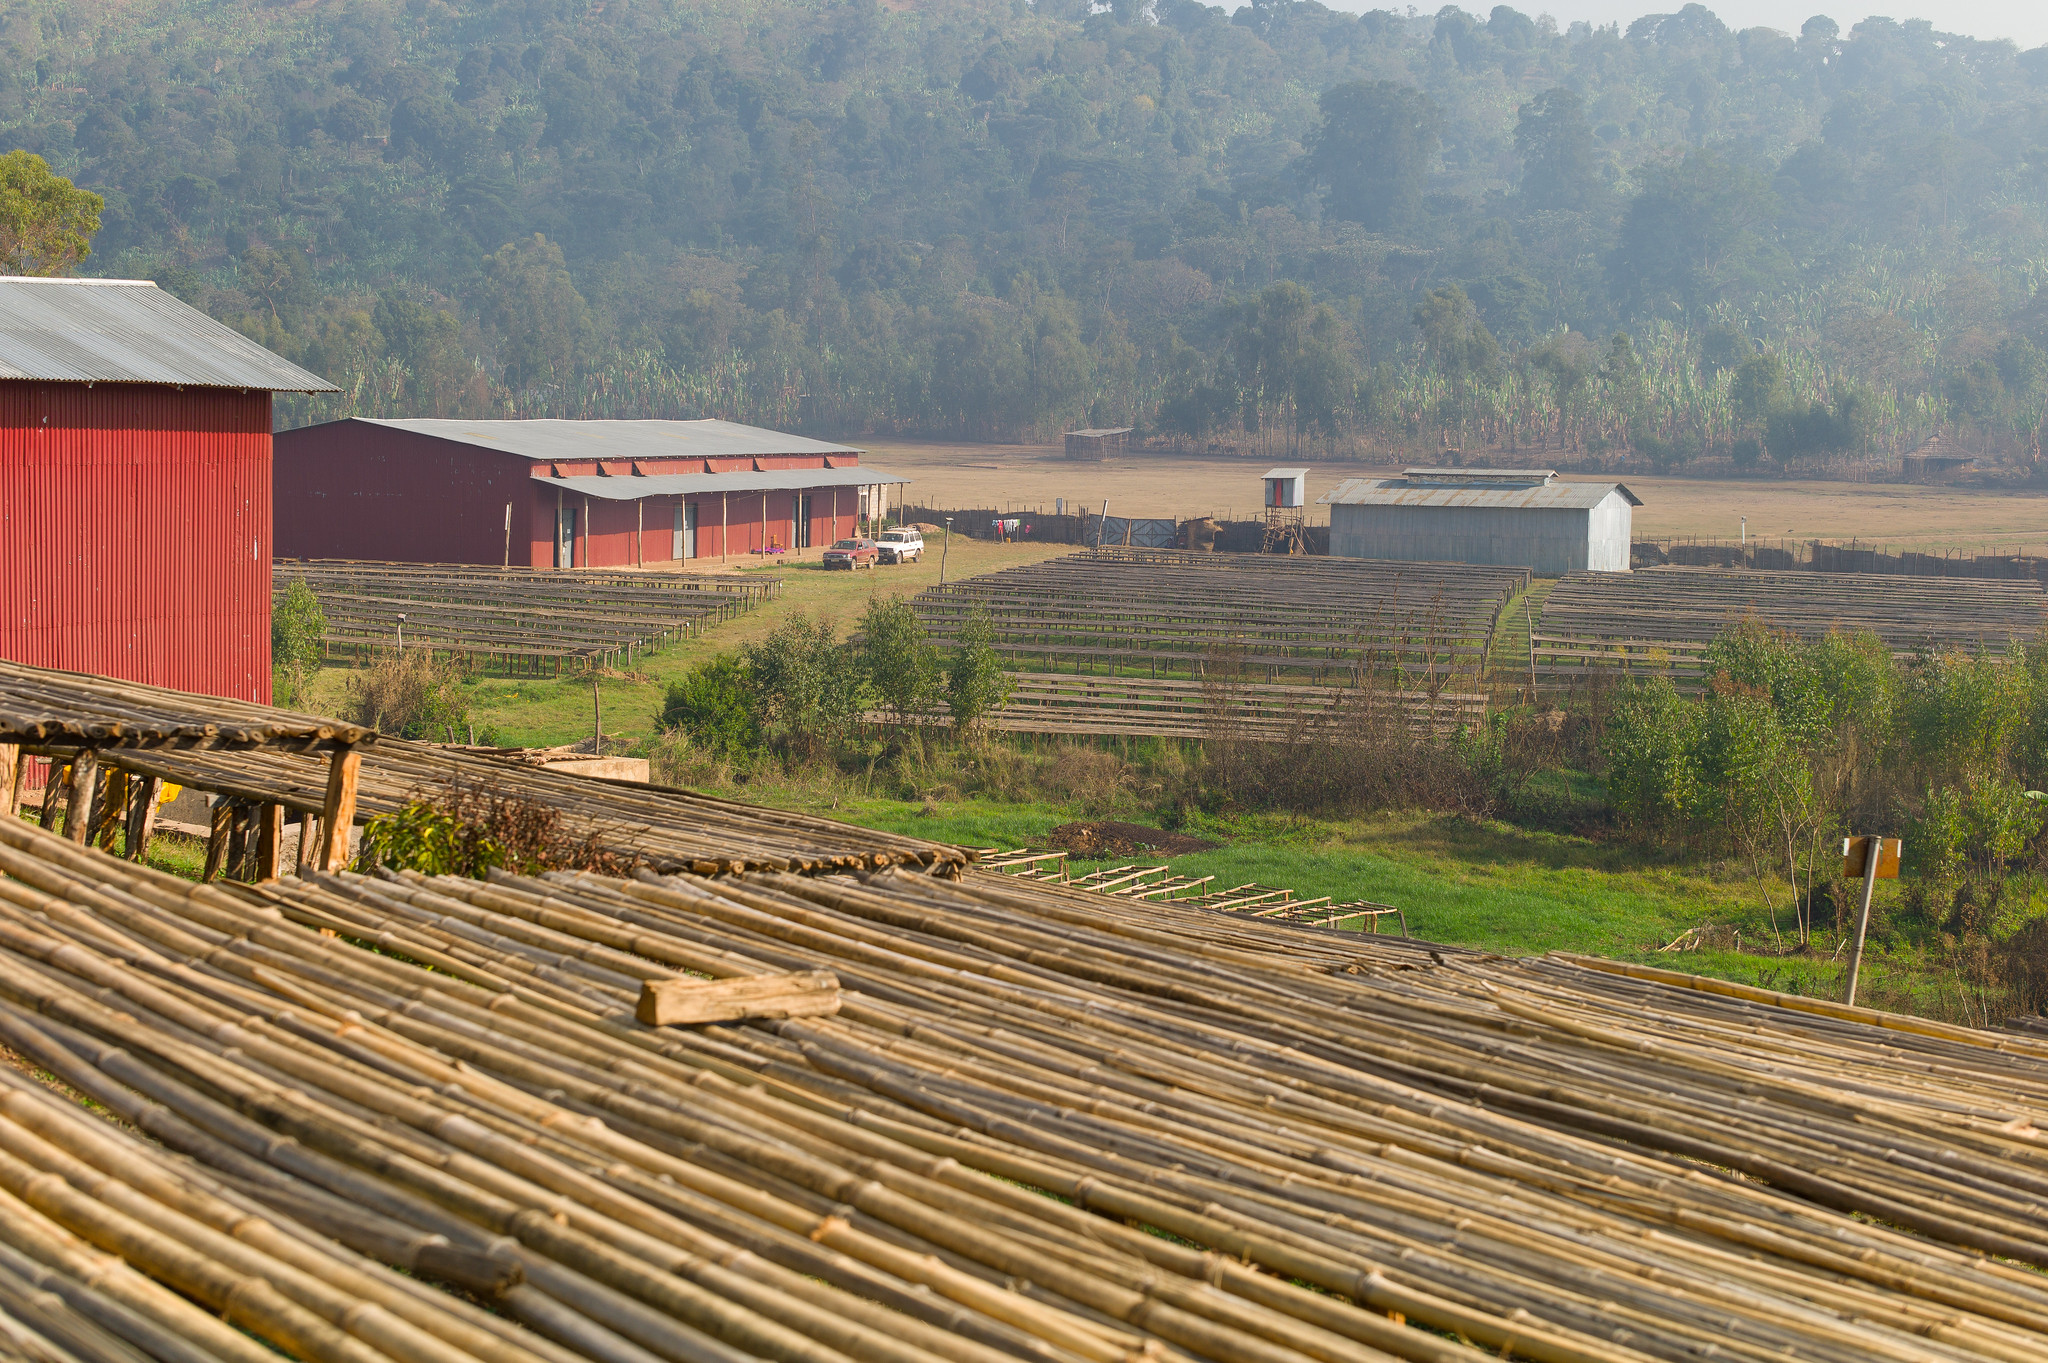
[1047,821,1220,858]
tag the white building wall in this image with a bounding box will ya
[1583,490,1633,572]
[1330,503,1630,574]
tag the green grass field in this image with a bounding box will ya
[694,777,1959,1007]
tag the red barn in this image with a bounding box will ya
[0,277,336,704]
[273,418,912,568]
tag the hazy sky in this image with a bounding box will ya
[1312,3,2048,48]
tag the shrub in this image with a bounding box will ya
[744,614,867,755]
[1603,678,1704,835]
[660,654,759,755]
[945,608,1011,741]
[359,785,632,877]
[345,649,469,739]
[272,577,326,705]
[857,595,944,724]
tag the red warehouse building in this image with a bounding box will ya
[0,276,336,703]
[273,418,912,568]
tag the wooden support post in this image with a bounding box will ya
[721,491,728,563]
[257,803,285,882]
[93,769,127,849]
[318,745,362,872]
[203,800,234,881]
[225,805,253,880]
[503,502,512,568]
[62,750,98,844]
[295,811,317,875]
[637,498,644,568]
[124,775,161,863]
[39,760,64,829]
[0,742,17,819]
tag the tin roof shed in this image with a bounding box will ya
[1320,468,1640,573]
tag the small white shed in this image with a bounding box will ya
[1319,468,1640,574]
[1264,467,1307,509]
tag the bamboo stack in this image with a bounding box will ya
[3,814,2048,1362]
[77,737,963,875]
[0,660,372,753]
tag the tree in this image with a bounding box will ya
[0,151,103,276]
[857,596,943,724]
[479,234,591,394]
[946,609,1011,742]
[1306,81,1441,232]
[1227,282,1358,438]
[271,578,326,706]
[1609,150,1777,316]
[1729,349,1787,425]
[1514,89,1601,212]
[1413,285,1500,391]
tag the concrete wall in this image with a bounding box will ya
[1329,501,1630,575]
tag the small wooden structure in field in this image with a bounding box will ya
[1063,426,1129,460]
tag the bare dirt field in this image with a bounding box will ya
[858,438,2048,553]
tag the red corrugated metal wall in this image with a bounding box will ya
[275,423,530,565]
[0,380,273,703]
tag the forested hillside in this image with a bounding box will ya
[7,0,2048,465]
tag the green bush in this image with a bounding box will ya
[857,595,944,724]
[660,655,760,756]
[1604,678,1704,836]
[946,609,1011,741]
[744,614,868,755]
[271,577,325,706]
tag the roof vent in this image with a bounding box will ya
[1402,467,1556,485]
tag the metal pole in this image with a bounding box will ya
[1096,499,1109,553]
[503,503,512,568]
[1844,835,1882,1006]
[940,517,953,586]
[396,613,405,654]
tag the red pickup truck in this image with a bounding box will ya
[821,538,880,570]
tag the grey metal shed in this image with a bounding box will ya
[1319,468,1640,574]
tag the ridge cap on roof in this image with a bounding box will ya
[0,275,156,286]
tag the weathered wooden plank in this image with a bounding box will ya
[635,969,842,1026]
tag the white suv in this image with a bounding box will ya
[876,528,924,564]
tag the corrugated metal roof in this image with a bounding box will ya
[539,467,912,501]
[1320,475,1642,510]
[1264,467,1309,479]
[0,276,337,391]
[356,417,862,462]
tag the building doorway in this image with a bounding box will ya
[794,493,813,549]
[675,503,696,560]
[556,505,576,568]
